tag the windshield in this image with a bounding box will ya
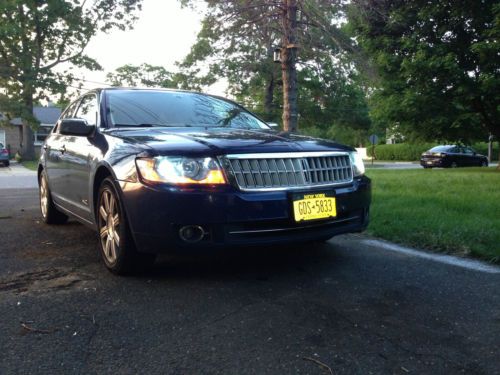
[429,146,453,152]
[106,90,270,130]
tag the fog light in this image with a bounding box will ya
[179,225,205,243]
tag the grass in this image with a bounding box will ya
[365,168,500,263]
[21,160,38,171]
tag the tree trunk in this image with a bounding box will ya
[264,44,276,120]
[281,0,299,132]
[497,141,500,170]
[264,73,275,120]
[21,125,35,160]
[21,89,35,160]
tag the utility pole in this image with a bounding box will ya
[281,0,299,132]
[487,133,493,162]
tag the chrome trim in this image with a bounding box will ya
[224,182,353,192]
[220,151,354,192]
[225,151,351,159]
[228,216,360,235]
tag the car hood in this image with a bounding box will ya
[105,127,353,156]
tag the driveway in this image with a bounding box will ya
[0,188,499,375]
[0,162,37,189]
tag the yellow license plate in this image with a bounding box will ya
[293,193,336,222]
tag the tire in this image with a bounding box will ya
[481,161,488,167]
[451,162,458,168]
[39,170,68,224]
[3,160,9,167]
[97,177,156,275]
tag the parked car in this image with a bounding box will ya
[38,88,371,274]
[420,145,488,168]
[0,143,9,166]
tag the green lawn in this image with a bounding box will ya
[21,160,38,171]
[366,168,500,263]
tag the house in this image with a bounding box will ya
[0,106,61,157]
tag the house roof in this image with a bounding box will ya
[1,106,62,126]
[33,106,62,124]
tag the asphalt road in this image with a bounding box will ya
[0,188,499,375]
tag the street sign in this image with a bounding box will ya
[369,134,378,145]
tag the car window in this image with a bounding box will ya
[75,94,98,127]
[62,102,78,120]
[106,90,270,130]
[0,143,4,149]
[463,148,474,155]
[429,146,453,153]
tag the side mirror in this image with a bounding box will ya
[59,118,95,136]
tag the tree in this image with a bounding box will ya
[349,0,500,151]
[179,0,367,134]
[0,0,143,159]
[106,63,176,88]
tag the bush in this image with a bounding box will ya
[367,143,499,161]
[367,143,434,161]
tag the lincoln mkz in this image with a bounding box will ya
[38,88,371,274]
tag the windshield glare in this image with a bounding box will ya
[106,90,270,130]
[429,146,452,152]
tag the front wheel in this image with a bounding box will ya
[450,162,458,168]
[97,177,155,275]
[481,161,488,167]
[3,160,9,167]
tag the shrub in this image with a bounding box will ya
[367,143,499,161]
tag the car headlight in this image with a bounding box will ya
[136,156,227,185]
[349,151,365,177]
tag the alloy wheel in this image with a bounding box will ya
[98,189,121,264]
[40,175,49,218]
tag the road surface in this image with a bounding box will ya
[0,188,498,374]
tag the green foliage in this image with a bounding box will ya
[367,143,435,161]
[366,168,500,262]
[349,0,500,143]
[106,64,175,88]
[178,0,372,133]
[0,0,143,157]
[367,142,499,161]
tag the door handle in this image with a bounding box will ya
[57,145,66,154]
[43,145,48,150]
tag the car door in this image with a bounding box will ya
[45,101,78,204]
[58,93,100,222]
[462,147,476,166]
[451,147,465,166]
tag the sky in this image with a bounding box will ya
[70,0,225,95]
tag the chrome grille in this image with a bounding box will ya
[222,152,353,191]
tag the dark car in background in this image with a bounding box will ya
[0,143,9,166]
[38,88,371,274]
[420,145,488,168]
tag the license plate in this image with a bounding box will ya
[293,193,336,222]
[426,161,433,164]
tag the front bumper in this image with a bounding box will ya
[420,158,445,167]
[119,176,371,253]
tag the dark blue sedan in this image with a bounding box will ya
[38,88,371,274]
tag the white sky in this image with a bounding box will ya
[69,0,226,95]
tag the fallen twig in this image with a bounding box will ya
[303,356,334,374]
[21,322,56,334]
